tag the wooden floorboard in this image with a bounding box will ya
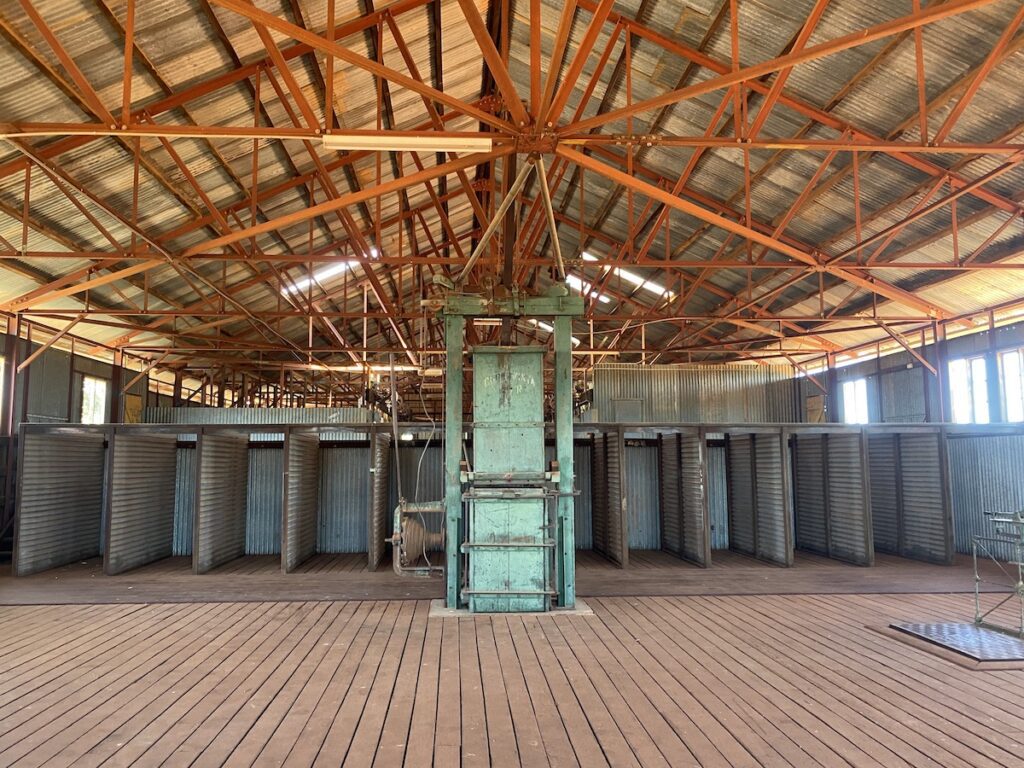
[0,551,1013,606]
[1,591,1022,767]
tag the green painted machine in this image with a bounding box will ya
[392,285,582,612]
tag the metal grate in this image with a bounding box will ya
[890,623,1024,661]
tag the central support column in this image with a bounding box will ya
[553,314,575,607]
[444,313,465,608]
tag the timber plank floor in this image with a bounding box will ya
[0,552,1013,605]
[0,592,1022,767]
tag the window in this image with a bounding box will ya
[842,378,869,424]
[1000,349,1024,422]
[80,375,107,424]
[948,356,989,424]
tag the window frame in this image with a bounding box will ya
[80,375,108,424]
[948,354,990,424]
[841,377,869,424]
[999,347,1024,423]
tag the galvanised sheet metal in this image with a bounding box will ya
[591,434,609,556]
[173,446,195,556]
[754,433,793,566]
[143,407,376,425]
[573,443,593,550]
[105,433,176,575]
[947,433,1024,562]
[193,432,248,574]
[707,444,729,550]
[626,443,660,550]
[658,435,682,556]
[868,434,900,554]
[899,432,953,565]
[14,430,106,576]
[881,367,927,422]
[727,435,756,557]
[793,434,828,556]
[283,432,319,572]
[318,444,370,553]
[605,429,628,567]
[246,446,282,555]
[369,432,391,570]
[826,433,874,566]
[680,431,710,567]
[592,364,796,423]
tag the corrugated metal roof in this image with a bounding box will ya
[0,0,1021,376]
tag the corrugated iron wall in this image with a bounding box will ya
[658,435,682,556]
[826,433,873,565]
[573,443,592,550]
[625,443,660,549]
[900,433,953,564]
[14,430,106,576]
[245,446,282,554]
[319,444,370,553]
[727,435,755,556]
[754,434,792,566]
[793,435,828,555]
[592,364,796,422]
[792,432,873,565]
[679,432,709,566]
[283,433,319,572]
[143,407,376,425]
[105,433,177,575]
[865,429,954,564]
[948,433,1024,562]
[707,444,729,549]
[867,434,900,553]
[173,446,195,556]
[194,433,248,573]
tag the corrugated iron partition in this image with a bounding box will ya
[793,435,828,555]
[282,432,319,572]
[573,443,593,550]
[605,429,628,566]
[246,446,282,554]
[680,431,710,566]
[791,431,873,565]
[707,443,729,549]
[318,444,370,553]
[590,434,609,558]
[900,431,954,564]
[193,432,249,573]
[657,430,711,566]
[590,432,628,566]
[726,430,793,565]
[105,433,177,575]
[754,432,793,566]
[369,431,392,570]
[868,434,900,554]
[658,435,682,556]
[625,443,660,549]
[173,445,195,556]
[866,428,953,564]
[947,431,1024,562]
[726,435,756,557]
[14,429,106,576]
[826,433,873,565]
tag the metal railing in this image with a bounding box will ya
[972,511,1024,638]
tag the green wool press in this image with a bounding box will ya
[441,287,582,612]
